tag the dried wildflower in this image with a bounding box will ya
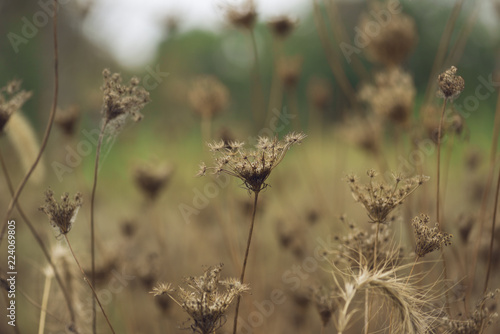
[277,55,303,91]
[437,66,465,101]
[345,170,429,224]
[358,67,416,125]
[39,189,83,236]
[0,80,32,133]
[340,116,382,155]
[224,0,257,30]
[412,214,452,258]
[133,163,173,200]
[101,69,150,134]
[310,285,336,328]
[361,4,417,66]
[443,289,499,333]
[198,132,306,193]
[55,105,80,136]
[188,75,229,118]
[267,15,296,39]
[307,76,332,112]
[150,264,249,334]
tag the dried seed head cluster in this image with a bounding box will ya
[0,80,32,133]
[340,116,382,155]
[335,221,403,270]
[307,76,332,112]
[361,5,417,66]
[101,68,151,133]
[55,105,80,136]
[412,214,452,258]
[437,66,465,100]
[443,289,499,333]
[345,170,429,224]
[267,15,296,39]
[151,264,249,334]
[188,75,229,119]
[358,67,416,125]
[39,189,83,236]
[310,285,336,327]
[133,163,174,200]
[198,132,306,193]
[277,55,303,90]
[224,0,257,30]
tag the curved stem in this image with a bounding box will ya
[64,235,116,334]
[0,148,77,327]
[89,121,107,334]
[232,190,260,334]
[0,0,59,245]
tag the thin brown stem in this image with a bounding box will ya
[63,235,116,334]
[89,121,107,334]
[436,99,447,227]
[0,0,59,245]
[484,162,500,294]
[405,256,420,286]
[0,148,77,327]
[373,222,380,270]
[232,190,260,334]
[249,29,265,126]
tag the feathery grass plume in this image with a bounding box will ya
[360,1,417,66]
[277,55,303,91]
[358,67,416,126]
[101,68,151,134]
[267,15,297,39]
[0,80,32,133]
[39,189,83,237]
[412,214,452,258]
[151,264,250,334]
[133,163,174,201]
[307,76,333,113]
[55,105,80,136]
[224,0,257,30]
[5,112,46,184]
[330,256,440,334]
[188,75,229,119]
[345,170,429,225]
[198,132,306,193]
[443,289,499,333]
[437,66,465,101]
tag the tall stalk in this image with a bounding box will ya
[232,190,260,334]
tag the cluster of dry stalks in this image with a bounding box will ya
[1,0,500,334]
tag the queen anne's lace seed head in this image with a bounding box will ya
[198,132,306,193]
[412,214,452,258]
[39,189,83,237]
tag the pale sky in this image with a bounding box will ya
[82,0,309,68]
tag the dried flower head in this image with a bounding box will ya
[198,132,306,193]
[412,214,452,258]
[0,80,32,133]
[345,170,429,224]
[224,0,257,30]
[101,68,151,134]
[277,55,303,90]
[188,75,229,118]
[267,15,296,39]
[150,264,249,334]
[55,105,80,136]
[361,4,417,66]
[133,163,174,200]
[307,76,332,112]
[358,67,416,125]
[310,285,336,327]
[437,66,465,100]
[39,189,83,236]
[443,289,499,333]
[340,116,382,155]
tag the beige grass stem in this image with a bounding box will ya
[64,234,116,334]
[232,190,260,334]
[38,268,53,334]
